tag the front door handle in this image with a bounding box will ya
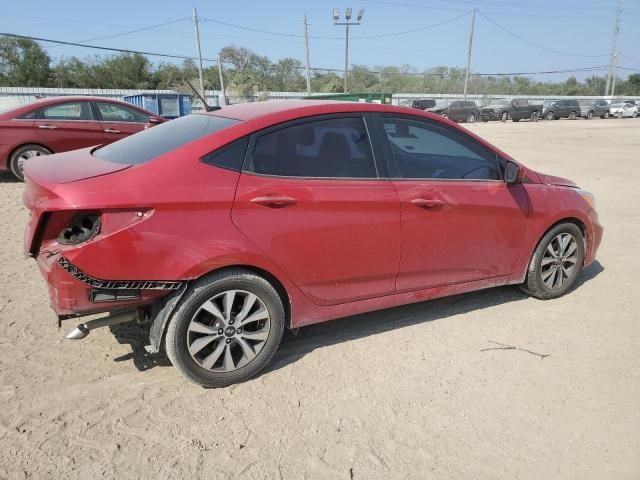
[38,124,57,130]
[104,128,121,133]
[411,198,445,209]
[250,195,298,208]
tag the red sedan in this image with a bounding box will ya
[23,101,602,387]
[0,96,164,180]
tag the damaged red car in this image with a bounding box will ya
[23,101,602,387]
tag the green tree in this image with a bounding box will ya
[0,37,51,86]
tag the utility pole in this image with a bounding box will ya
[333,8,364,93]
[605,3,621,97]
[303,15,311,94]
[192,7,205,103]
[463,8,476,100]
[217,54,227,106]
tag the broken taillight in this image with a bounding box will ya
[57,214,101,245]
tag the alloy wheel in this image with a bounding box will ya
[541,233,579,289]
[16,149,44,174]
[186,289,271,372]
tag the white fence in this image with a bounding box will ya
[0,87,636,110]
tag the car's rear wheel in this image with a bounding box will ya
[545,112,555,120]
[530,112,539,122]
[569,111,577,120]
[165,269,285,388]
[520,223,585,300]
[9,144,52,181]
[467,113,476,123]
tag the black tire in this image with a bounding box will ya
[501,112,508,122]
[9,144,52,182]
[530,111,539,122]
[165,269,285,388]
[586,111,593,120]
[441,113,448,119]
[545,111,555,121]
[467,113,476,123]
[520,223,585,300]
[569,111,577,120]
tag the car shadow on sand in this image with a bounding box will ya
[0,171,20,183]
[109,260,604,375]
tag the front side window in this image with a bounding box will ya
[96,103,149,123]
[38,102,94,120]
[382,117,501,181]
[247,116,376,178]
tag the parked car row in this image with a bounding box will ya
[409,97,640,123]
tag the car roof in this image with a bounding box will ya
[207,100,414,121]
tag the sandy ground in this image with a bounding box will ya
[0,118,639,479]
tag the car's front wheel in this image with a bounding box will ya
[9,144,52,181]
[165,269,285,388]
[545,112,555,120]
[520,223,585,300]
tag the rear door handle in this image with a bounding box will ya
[104,128,121,133]
[411,198,445,209]
[250,195,298,208]
[38,124,57,130]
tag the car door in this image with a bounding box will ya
[375,113,528,292]
[232,114,402,306]
[94,101,152,144]
[33,101,104,152]
[448,102,461,122]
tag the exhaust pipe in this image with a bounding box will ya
[65,310,139,340]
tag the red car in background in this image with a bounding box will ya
[0,96,164,180]
[22,100,602,387]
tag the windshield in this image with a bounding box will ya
[93,114,239,165]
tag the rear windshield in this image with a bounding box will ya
[93,114,239,165]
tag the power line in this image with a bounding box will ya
[201,12,470,40]
[0,32,614,78]
[478,11,609,58]
[73,18,189,44]
[361,0,616,20]
[0,32,215,62]
[45,17,190,50]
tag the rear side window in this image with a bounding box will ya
[93,114,238,165]
[37,102,94,120]
[96,102,149,123]
[382,117,501,180]
[202,137,248,172]
[247,116,377,179]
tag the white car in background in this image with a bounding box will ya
[608,102,638,118]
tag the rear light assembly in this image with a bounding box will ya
[32,208,154,254]
[58,214,101,245]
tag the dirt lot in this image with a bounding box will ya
[0,118,639,479]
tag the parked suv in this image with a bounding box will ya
[440,100,481,123]
[480,98,542,122]
[579,99,609,119]
[411,98,436,110]
[542,99,581,120]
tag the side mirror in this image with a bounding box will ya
[505,161,523,184]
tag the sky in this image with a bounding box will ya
[1,0,640,82]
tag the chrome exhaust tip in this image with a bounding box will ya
[65,324,89,340]
[64,310,140,340]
